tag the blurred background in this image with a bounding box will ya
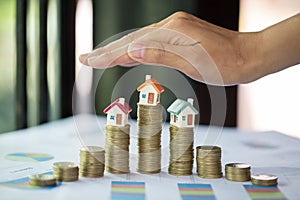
[0,0,299,138]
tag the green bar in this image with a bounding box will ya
[180,190,214,195]
[249,192,285,199]
[111,188,145,193]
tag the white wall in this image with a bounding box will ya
[239,0,300,138]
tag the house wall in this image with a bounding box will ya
[139,84,158,105]
[106,106,127,126]
[182,107,195,127]
[170,107,195,128]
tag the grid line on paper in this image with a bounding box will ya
[244,185,287,200]
[111,181,145,200]
[178,183,216,200]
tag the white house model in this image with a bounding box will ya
[137,75,164,106]
[103,98,132,126]
[167,98,199,128]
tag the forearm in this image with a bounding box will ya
[258,13,300,78]
[239,13,300,83]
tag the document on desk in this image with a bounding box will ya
[0,116,299,200]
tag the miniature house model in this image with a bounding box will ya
[137,75,164,106]
[167,98,199,128]
[103,98,132,126]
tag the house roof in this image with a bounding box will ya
[103,98,132,114]
[137,78,164,94]
[167,99,199,115]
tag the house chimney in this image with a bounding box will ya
[145,75,151,80]
[187,98,194,106]
[119,97,125,105]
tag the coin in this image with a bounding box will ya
[251,174,278,186]
[80,146,105,177]
[137,104,162,174]
[168,125,194,176]
[105,125,130,174]
[196,146,223,179]
[225,162,251,182]
[29,174,56,187]
[53,161,79,182]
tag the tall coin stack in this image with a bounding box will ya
[137,104,163,174]
[53,162,79,181]
[80,146,105,178]
[105,125,130,174]
[168,125,194,176]
[225,163,251,182]
[196,146,223,178]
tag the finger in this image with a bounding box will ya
[128,40,202,81]
[80,26,161,65]
[87,45,142,68]
[128,40,224,85]
[79,53,89,64]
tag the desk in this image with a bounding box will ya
[0,115,300,200]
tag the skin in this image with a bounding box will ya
[80,11,300,86]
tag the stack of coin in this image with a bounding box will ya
[29,174,57,187]
[225,163,251,182]
[105,125,130,174]
[80,146,105,177]
[196,146,222,178]
[251,174,278,186]
[168,125,194,176]
[137,104,162,174]
[52,162,79,181]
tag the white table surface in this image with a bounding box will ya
[0,115,300,200]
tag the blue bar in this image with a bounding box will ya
[112,181,145,186]
[178,183,212,189]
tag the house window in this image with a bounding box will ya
[182,116,186,121]
[176,116,178,121]
[110,115,115,120]
[142,94,146,98]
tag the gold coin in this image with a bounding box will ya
[29,174,57,187]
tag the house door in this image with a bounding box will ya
[116,114,122,125]
[174,115,177,122]
[148,93,154,104]
[187,114,193,125]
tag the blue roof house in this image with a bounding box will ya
[167,98,199,128]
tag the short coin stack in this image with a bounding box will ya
[80,146,105,177]
[225,163,251,182]
[168,125,194,176]
[53,162,79,181]
[137,104,163,174]
[29,174,57,187]
[251,174,278,186]
[196,146,223,178]
[105,125,130,174]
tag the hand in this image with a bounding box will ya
[80,12,300,85]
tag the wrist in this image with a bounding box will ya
[236,31,264,84]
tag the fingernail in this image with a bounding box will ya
[129,43,145,59]
[79,53,89,64]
